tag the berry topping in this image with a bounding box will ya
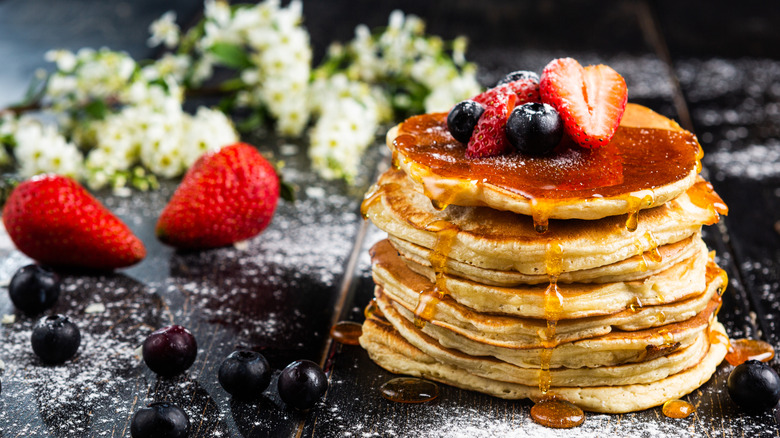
[506,102,564,156]
[31,314,81,364]
[130,402,190,438]
[218,350,271,400]
[496,70,540,87]
[156,142,280,250]
[467,89,517,158]
[2,175,145,270]
[727,359,780,411]
[9,264,60,315]
[447,100,485,143]
[142,325,198,377]
[540,57,627,149]
[277,360,328,410]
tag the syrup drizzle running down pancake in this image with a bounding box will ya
[389,103,704,227]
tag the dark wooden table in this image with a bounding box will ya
[0,1,778,436]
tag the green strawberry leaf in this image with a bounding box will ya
[208,43,252,70]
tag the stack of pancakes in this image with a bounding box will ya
[359,103,729,413]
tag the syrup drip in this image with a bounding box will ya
[625,195,653,232]
[705,261,728,295]
[531,199,554,234]
[360,184,383,219]
[725,338,775,366]
[380,377,439,403]
[364,299,383,320]
[708,328,729,347]
[687,178,728,216]
[530,398,585,429]
[413,220,459,328]
[329,321,363,345]
[539,242,564,394]
[659,329,674,344]
[662,399,695,419]
[413,291,439,329]
[656,311,667,323]
[628,297,643,313]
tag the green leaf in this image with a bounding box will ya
[84,99,108,120]
[208,43,252,70]
[279,179,296,203]
[0,176,22,207]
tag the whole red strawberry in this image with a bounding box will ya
[2,175,146,269]
[156,142,279,249]
[540,57,627,149]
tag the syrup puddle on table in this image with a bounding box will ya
[380,377,439,403]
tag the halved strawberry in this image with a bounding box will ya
[473,80,539,108]
[467,90,517,158]
[539,58,627,149]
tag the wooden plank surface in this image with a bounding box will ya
[0,0,778,436]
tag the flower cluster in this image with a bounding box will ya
[2,42,237,190]
[173,0,312,136]
[0,113,82,179]
[2,1,481,187]
[308,10,480,181]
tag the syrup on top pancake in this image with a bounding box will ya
[388,103,706,226]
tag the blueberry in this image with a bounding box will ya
[447,100,485,143]
[496,70,540,87]
[9,264,60,315]
[277,360,328,410]
[728,359,780,411]
[130,402,189,438]
[218,350,271,400]
[505,102,563,156]
[31,314,80,364]
[142,325,197,377]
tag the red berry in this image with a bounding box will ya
[2,175,145,270]
[156,143,280,249]
[467,89,517,158]
[540,57,627,149]
[465,78,540,158]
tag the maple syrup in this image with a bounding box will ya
[413,220,459,328]
[625,195,653,232]
[538,242,564,394]
[364,298,384,320]
[360,184,383,219]
[628,297,643,313]
[329,321,363,345]
[379,377,439,403]
[725,338,775,366]
[687,178,728,216]
[662,399,695,419]
[530,398,585,429]
[393,111,700,210]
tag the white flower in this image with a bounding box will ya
[182,107,238,166]
[13,117,83,179]
[45,49,78,72]
[148,11,180,49]
[141,53,191,82]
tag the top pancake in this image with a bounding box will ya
[388,103,702,221]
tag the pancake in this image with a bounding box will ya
[360,314,728,413]
[372,239,720,320]
[375,289,716,369]
[363,168,722,275]
[374,258,725,347]
[387,103,704,222]
[371,291,714,387]
[389,233,704,286]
